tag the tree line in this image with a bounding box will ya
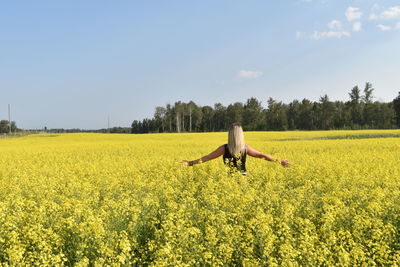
[0,120,18,134]
[42,127,131,134]
[132,83,400,133]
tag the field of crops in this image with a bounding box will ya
[0,130,400,266]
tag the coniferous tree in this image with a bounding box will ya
[154,106,167,132]
[393,92,400,127]
[201,106,214,132]
[213,103,227,131]
[348,85,362,128]
[243,97,263,130]
[226,102,244,126]
[265,98,288,130]
[298,99,314,130]
[287,100,300,130]
[317,94,335,130]
[362,82,374,127]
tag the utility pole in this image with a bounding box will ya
[8,104,11,134]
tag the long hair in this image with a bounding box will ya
[227,123,245,157]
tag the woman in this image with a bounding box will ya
[182,123,290,175]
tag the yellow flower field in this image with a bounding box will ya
[0,130,400,266]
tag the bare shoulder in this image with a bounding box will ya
[245,144,255,152]
[217,144,225,153]
[245,145,260,157]
[210,144,225,155]
[207,144,225,158]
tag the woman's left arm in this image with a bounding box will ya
[246,145,290,167]
[182,145,225,166]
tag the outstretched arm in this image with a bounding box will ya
[182,145,225,166]
[246,145,290,167]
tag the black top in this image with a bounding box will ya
[223,144,247,175]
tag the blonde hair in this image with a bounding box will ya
[227,123,245,157]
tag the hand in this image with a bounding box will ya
[279,159,290,167]
[181,160,192,166]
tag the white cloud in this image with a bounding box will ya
[369,3,381,19]
[353,22,362,32]
[296,31,305,39]
[311,31,351,40]
[396,22,400,30]
[296,30,351,40]
[238,70,263,79]
[372,4,380,11]
[377,24,391,31]
[346,7,363,21]
[369,14,378,20]
[328,20,342,30]
[380,6,400,19]
[370,6,400,20]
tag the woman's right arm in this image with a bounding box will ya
[246,145,290,167]
[182,145,225,166]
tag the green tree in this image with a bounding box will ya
[369,102,395,129]
[362,82,374,127]
[243,97,264,130]
[187,101,202,132]
[0,120,17,134]
[317,94,335,130]
[287,100,300,130]
[154,106,167,132]
[333,101,350,129]
[212,103,227,131]
[131,120,142,133]
[0,120,10,133]
[298,99,314,130]
[201,106,214,132]
[348,85,362,128]
[362,82,374,104]
[265,97,288,130]
[226,102,244,126]
[393,92,400,127]
[174,101,184,132]
[165,104,173,132]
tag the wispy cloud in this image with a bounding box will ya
[328,20,342,30]
[371,3,380,11]
[297,4,400,41]
[296,31,306,39]
[353,22,362,32]
[369,4,380,20]
[238,70,263,79]
[380,6,400,20]
[346,7,363,21]
[370,6,400,20]
[369,14,378,20]
[311,31,350,40]
[377,24,391,31]
[296,29,351,40]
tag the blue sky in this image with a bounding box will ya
[1,0,400,129]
